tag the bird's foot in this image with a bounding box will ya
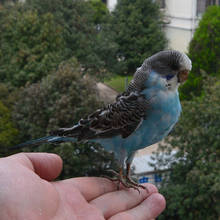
[125,175,147,191]
[103,169,148,194]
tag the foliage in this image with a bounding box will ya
[88,0,109,24]
[152,77,220,219]
[0,0,17,5]
[0,5,64,87]
[111,0,167,75]
[0,83,21,111]
[0,101,18,149]
[13,58,118,178]
[0,83,19,155]
[0,83,13,107]
[24,0,118,78]
[14,58,100,138]
[180,6,220,100]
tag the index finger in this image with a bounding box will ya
[5,152,63,181]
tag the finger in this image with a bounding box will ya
[109,193,166,220]
[62,177,119,201]
[10,153,63,181]
[90,183,157,219]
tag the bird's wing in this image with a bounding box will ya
[65,92,150,140]
[51,66,152,140]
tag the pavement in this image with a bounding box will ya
[96,82,118,104]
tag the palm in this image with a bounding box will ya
[0,153,165,220]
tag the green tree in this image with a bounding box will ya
[152,77,220,219]
[0,5,64,87]
[111,0,167,75]
[0,0,17,5]
[0,83,20,156]
[13,58,118,178]
[0,101,18,149]
[180,6,220,100]
[88,0,109,25]
[24,0,118,78]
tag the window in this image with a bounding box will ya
[154,174,162,183]
[206,0,220,6]
[154,0,166,9]
[197,0,220,15]
[139,176,149,183]
[160,0,166,8]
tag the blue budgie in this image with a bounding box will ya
[15,50,192,190]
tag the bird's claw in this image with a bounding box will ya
[103,169,148,193]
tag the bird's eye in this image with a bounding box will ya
[166,74,174,80]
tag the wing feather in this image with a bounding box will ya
[79,92,150,139]
[51,64,151,140]
[50,92,150,140]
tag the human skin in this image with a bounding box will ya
[0,153,166,220]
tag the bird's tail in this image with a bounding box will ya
[12,136,76,150]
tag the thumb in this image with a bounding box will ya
[10,152,63,181]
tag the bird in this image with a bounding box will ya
[14,50,192,191]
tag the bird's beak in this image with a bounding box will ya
[178,70,189,83]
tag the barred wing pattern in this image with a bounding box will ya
[52,92,150,140]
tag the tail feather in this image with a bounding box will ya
[12,136,76,150]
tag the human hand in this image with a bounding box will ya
[0,153,165,220]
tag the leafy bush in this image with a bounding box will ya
[13,58,118,178]
[0,101,18,149]
[88,0,109,24]
[153,77,220,219]
[0,6,64,87]
[180,6,220,100]
[111,0,167,75]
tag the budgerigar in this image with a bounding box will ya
[15,50,192,190]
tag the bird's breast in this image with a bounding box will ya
[134,88,181,148]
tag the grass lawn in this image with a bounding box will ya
[104,75,133,93]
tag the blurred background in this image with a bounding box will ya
[0,0,219,219]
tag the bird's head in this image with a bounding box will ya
[146,50,192,90]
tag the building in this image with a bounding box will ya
[163,0,220,52]
[132,143,167,187]
[106,0,118,11]
[106,0,220,52]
